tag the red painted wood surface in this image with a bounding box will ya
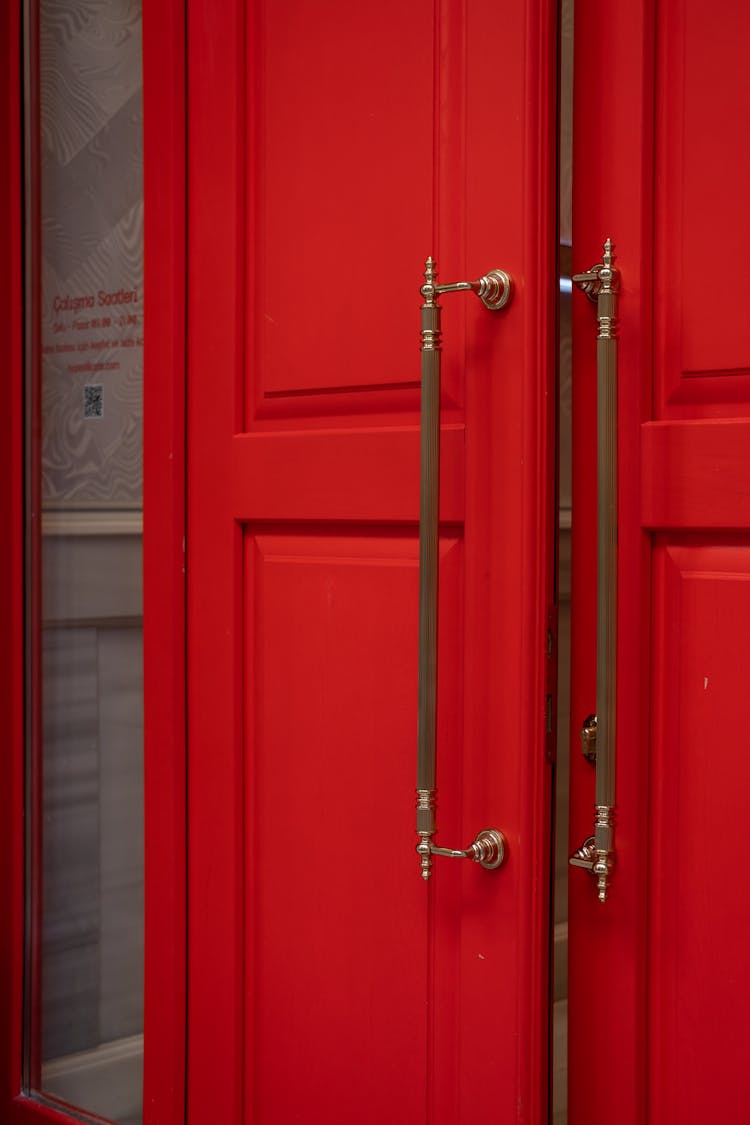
[569,9,654,1124]
[142,3,187,1122]
[649,541,750,1120]
[186,1,556,1122]
[641,421,750,529]
[231,427,464,522]
[570,2,750,1122]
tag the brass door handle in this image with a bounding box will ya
[569,239,619,903]
[415,257,512,881]
[430,829,506,869]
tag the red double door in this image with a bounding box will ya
[183,1,750,1123]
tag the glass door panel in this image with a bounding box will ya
[553,0,574,1120]
[25,3,144,1122]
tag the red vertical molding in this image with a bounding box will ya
[186,0,246,1121]
[518,1,558,1118]
[142,2,187,1123]
[0,0,25,1109]
[568,1,655,1123]
[453,1,558,1120]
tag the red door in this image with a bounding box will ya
[569,2,750,1121]
[186,1,556,1122]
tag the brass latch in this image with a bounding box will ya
[580,714,597,762]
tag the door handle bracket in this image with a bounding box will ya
[425,265,514,310]
[416,786,507,880]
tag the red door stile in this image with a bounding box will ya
[186,1,246,1118]
[569,4,655,1121]
[187,1,556,1122]
[142,3,188,1122]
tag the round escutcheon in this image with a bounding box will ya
[472,828,507,870]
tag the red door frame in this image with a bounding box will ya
[0,3,187,1122]
[141,4,187,1121]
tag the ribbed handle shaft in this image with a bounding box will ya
[571,238,620,903]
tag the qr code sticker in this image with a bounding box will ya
[83,384,103,419]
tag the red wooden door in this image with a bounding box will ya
[186,1,556,1122]
[570,2,750,1121]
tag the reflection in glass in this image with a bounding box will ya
[553,0,574,1122]
[26,3,144,1122]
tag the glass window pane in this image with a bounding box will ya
[26,3,144,1123]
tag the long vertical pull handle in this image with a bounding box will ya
[569,238,620,903]
[415,257,512,881]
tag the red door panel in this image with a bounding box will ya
[246,0,432,403]
[654,2,750,412]
[571,2,750,1122]
[187,1,556,1122]
[244,531,447,1122]
[649,540,750,1121]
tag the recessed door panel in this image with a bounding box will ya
[655,0,750,410]
[248,0,433,406]
[244,532,461,1122]
[649,541,750,1122]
